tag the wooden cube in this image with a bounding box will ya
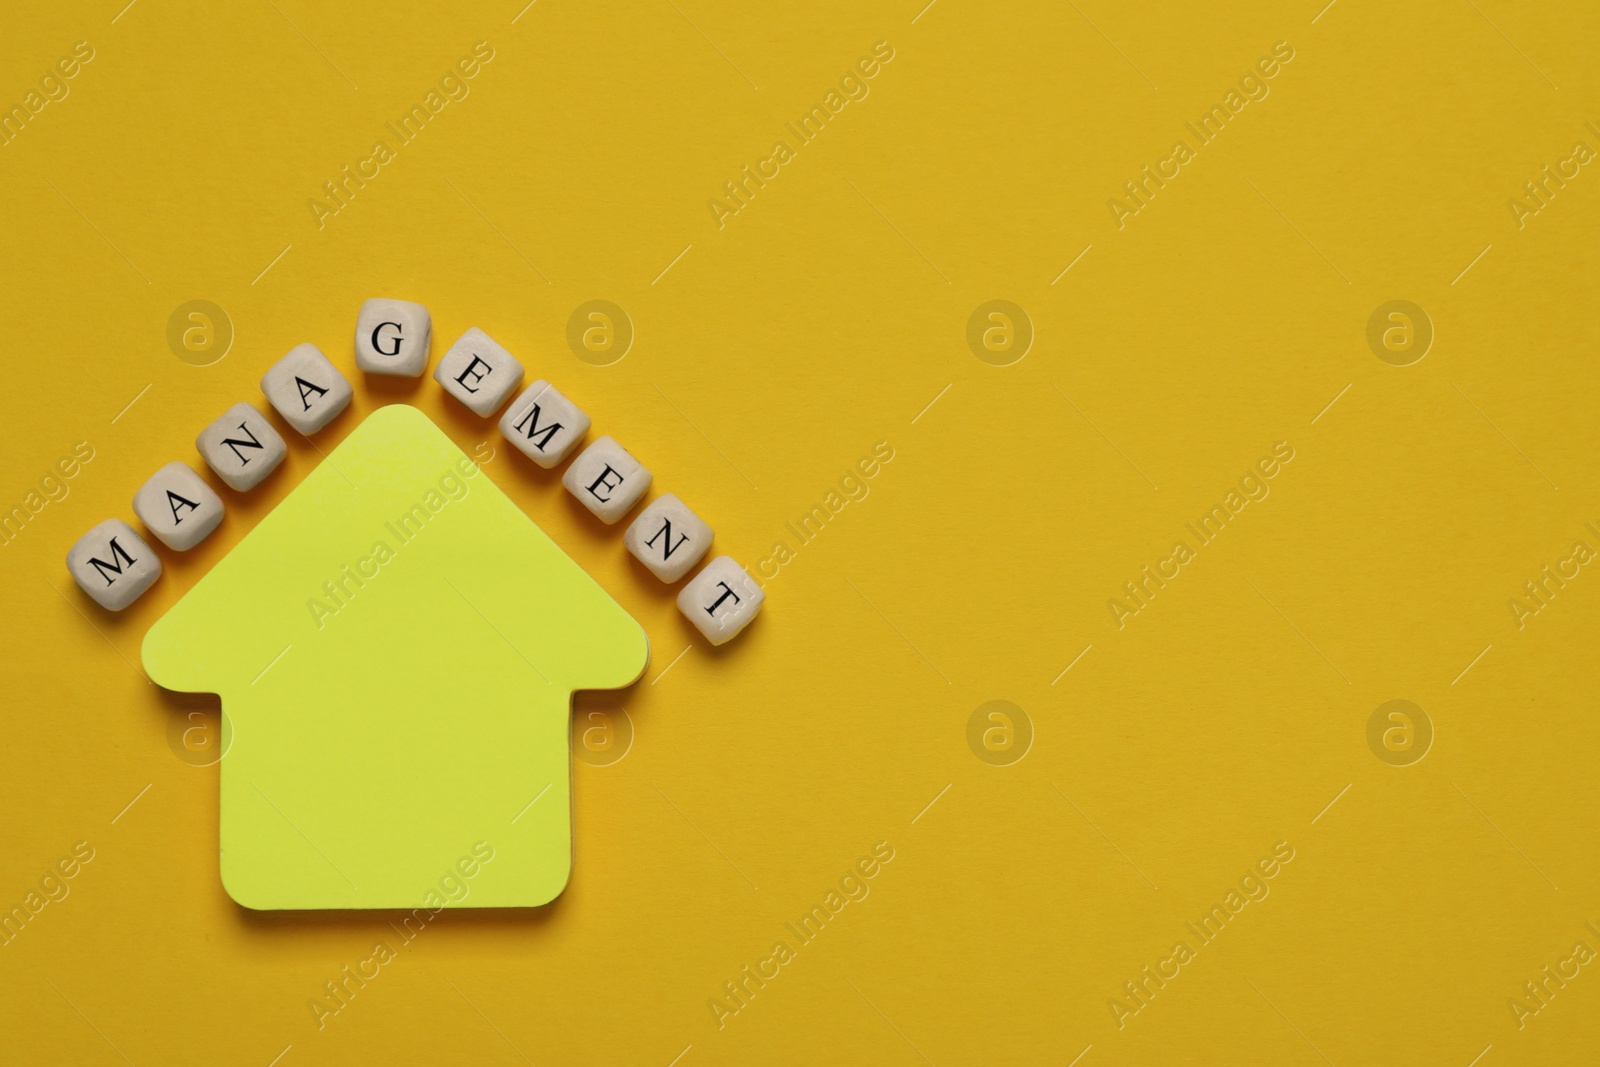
[435,328,524,416]
[499,381,590,468]
[562,436,651,524]
[196,402,286,491]
[261,343,352,434]
[355,298,431,376]
[624,493,712,582]
[678,556,763,645]
[133,462,223,550]
[67,519,161,611]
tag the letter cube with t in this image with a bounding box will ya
[261,343,352,434]
[678,556,764,645]
[355,298,431,376]
[563,436,652,523]
[624,493,712,582]
[498,381,589,468]
[133,462,223,551]
[196,402,287,491]
[67,519,161,611]
[434,328,525,416]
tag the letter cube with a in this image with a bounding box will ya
[498,381,590,468]
[133,462,223,551]
[67,519,161,611]
[261,344,353,434]
[624,493,712,582]
[434,328,525,416]
[677,556,763,645]
[562,436,651,524]
[196,402,286,491]
[355,298,431,376]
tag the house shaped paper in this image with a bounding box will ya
[142,404,648,909]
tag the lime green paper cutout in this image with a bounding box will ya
[142,405,649,910]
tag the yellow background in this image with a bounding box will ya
[2,0,1598,1064]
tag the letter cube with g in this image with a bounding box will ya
[677,556,763,645]
[196,402,287,491]
[434,328,525,416]
[355,298,431,376]
[498,381,590,468]
[562,436,651,524]
[67,519,161,611]
[133,462,224,551]
[261,344,353,434]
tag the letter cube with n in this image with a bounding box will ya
[261,344,352,434]
[435,328,524,416]
[625,493,712,582]
[355,298,431,376]
[197,403,287,491]
[499,381,589,468]
[67,519,161,611]
[563,436,651,523]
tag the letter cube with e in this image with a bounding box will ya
[197,402,287,491]
[133,462,223,551]
[261,344,353,434]
[434,328,525,416]
[624,493,712,582]
[67,519,161,611]
[498,381,589,468]
[562,436,651,523]
[355,298,431,376]
[677,556,764,645]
